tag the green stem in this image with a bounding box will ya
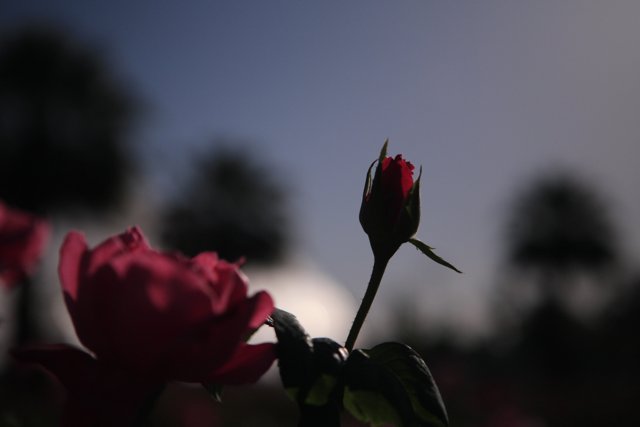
[345,256,389,352]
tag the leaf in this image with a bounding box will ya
[408,238,462,273]
[270,309,348,406]
[270,309,314,398]
[343,343,449,427]
[368,343,449,427]
[344,349,413,427]
[344,388,404,427]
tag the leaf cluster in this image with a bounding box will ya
[271,309,449,427]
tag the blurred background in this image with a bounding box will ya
[1,0,640,426]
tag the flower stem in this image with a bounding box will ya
[345,256,389,352]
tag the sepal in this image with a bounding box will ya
[409,238,462,273]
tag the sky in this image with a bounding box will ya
[2,0,640,338]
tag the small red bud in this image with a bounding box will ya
[359,142,421,260]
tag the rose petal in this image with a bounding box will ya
[165,291,274,382]
[245,290,275,331]
[192,255,249,314]
[85,226,149,277]
[397,157,415,199]
[13,344,161,427]
[86,253,213,374]
[58,232,104,352]
[213,266,249,313]
[60,229,151,358]
[191,252,219,284]
[379,155,415,223]
[205,343,276,384]
[59,231,88,305]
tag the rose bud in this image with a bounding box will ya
[14,226,276,426]
[359,141,421,260]
[0,201,50,289]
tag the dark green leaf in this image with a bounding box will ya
[408,238,462,273]
[271,309,348,407]
[368,343,449,427]
[344,388,405,427]
[343,343,449,427]
[344,349,414,427]
[305,338,349,406]
[270,309,314,397]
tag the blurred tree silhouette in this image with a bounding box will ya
[506,172,617,299]
[0,26,134,214]
[387,172,633,427]
[0,26,136,353]
[497,172,623,422]
[161,144,289,265]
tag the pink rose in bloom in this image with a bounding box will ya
[360,146,420,259]
[14,226,276,426]
[0,201,50,289]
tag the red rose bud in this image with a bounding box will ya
[14,226,276,426]
[0,201,50,289]
[360,141,421,260]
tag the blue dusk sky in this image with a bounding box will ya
[3,1,640,335]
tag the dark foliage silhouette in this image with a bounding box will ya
[0,26,134,214]
[507,172,616,277]
[161,144,289,265]
[390,171,636,427]
[0,28,138,424]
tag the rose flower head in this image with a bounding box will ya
[14,226,276,426]
[359,140,421,260]
[0,200,50,289]
[359,141,461,272]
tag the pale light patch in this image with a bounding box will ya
[246,259,358,345]
[245,259,361,384]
